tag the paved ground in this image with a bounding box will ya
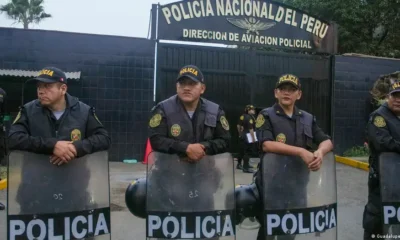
[0,160,368,240]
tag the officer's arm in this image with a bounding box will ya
[237,115,244,135]
[258,111,305,156]
[72,108,111,157]
[148,106,190,154]
[244,115,256,142]
[312,116,333,155]
[199,107,231,155]
[367,114,400,153]
[8,108,57,154]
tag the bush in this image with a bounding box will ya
[343,145,370,157]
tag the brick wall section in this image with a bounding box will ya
[0,27,155,162]
[333,55,400,155]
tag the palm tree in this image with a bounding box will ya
[0,0,51,29]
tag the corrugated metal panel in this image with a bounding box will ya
[0,69,81,79]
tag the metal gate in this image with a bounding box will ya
[155,43,332,153]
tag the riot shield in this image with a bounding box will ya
[379,152,400,237]
[262,152,337,240]
[7,150,111,240]
[146,151,236,240]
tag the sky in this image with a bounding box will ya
[0,0,230,47]
[0,0,177,38]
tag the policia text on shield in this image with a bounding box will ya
[363,78,400,239]
[6,67,112,240]
[253,74,335,240]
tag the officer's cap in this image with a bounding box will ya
[245,105,255,112]
[389,80,400,95]
[177,65,204,84]
[29,67,67,84]
[276,74,300,89]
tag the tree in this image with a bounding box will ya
[0,0,51,29]
[283,0,400,58]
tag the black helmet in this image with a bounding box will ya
[226,182,261,225]
[125,177,147,219]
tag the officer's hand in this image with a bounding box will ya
[308,150,323,171]
[50,155,68,166]
[299,149,314,166]
[186,144,206,161]
[53,141,77,163]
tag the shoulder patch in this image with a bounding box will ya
[12,110,21,125]
[149,113,162,128]
[240,115,244,121]
[373,116,386,128]
[220,116,230,131]
[255,114,265,128]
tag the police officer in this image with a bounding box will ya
[362,79,400,239]
[237,104,257,173]
[0,87,6,210]
[8,67,111,158]
[148,64,231,158]
[254,74,333,240]
[8,67,111,212]
[147,65,231,239]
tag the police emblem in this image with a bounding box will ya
[255,114,265,128]
[149,113,162,128]
[276,133,286,143]
[240,115,244,121]
[373,116,386,128]
[249,119,253,124]
[171,124,181,137]
[220,116,230,130]
[71,129,81,142]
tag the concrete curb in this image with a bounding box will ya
[0,179,6,190]
[335,155,369,172]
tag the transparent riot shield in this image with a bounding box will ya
[146,152,236,240]
[7,150,111,240]
[262,152,337,240]
[379,152,400,237]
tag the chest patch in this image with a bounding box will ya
[71,129,82,142]
[373,116,386,128]
[276,133,286,143]
[171,124,181,137]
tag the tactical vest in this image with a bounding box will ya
[24,98,90,141]
[369,104,400,171]
[160,95,219,143]
[266,107,314,149]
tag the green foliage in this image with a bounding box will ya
[0,0,51,29]
[283,0,400,58]
[343,145,370,157]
